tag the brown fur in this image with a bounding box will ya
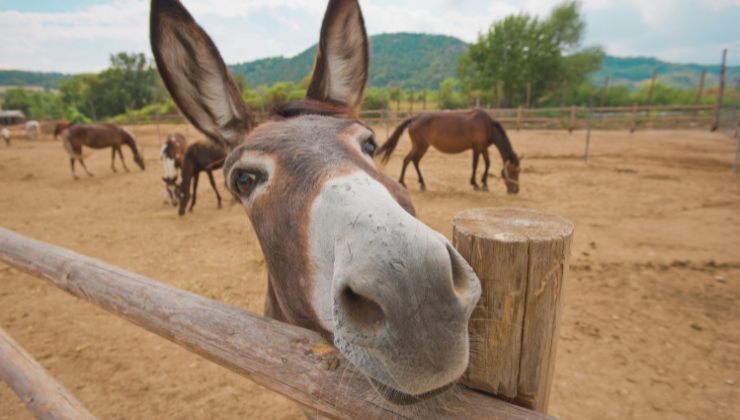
[178,142,227,216]
[163,132,187,168]
[62,124,145,179]
[225,117,414,336]
[377,110,521,193]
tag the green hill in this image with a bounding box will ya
[593,56,739,89]
[230,33,468,90]
[0,70,70,90]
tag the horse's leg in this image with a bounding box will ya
[189,171,200,212]
[117,147,130,172]
[481,149,491,191]
[70,159,78,180]
[412,146,429,191]
[111,147,117,172]
[398,153,413,187]
[470,151,480,190]
[207,170,222,208]
[79,159,93,177]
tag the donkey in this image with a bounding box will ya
[1,128,9,147]
[151,0,481,405]
[378,110,521,193]
[60,123,146,179]
[25,120,40,140]
[160,132,187,206]
[176,141,226,216]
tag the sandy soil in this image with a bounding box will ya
[1,124,739,419]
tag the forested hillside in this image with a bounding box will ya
[230,33,468,90]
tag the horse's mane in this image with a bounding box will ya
[53,121,75,139]
[487,116,519,165]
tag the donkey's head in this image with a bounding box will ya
[151,0,481,403]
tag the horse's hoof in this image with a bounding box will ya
[482,185,490,192]
[473,185,481,191]
[420,184,426,192]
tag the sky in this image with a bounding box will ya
[0,0,739,73]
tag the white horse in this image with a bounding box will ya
[25,120,41,140]
[1,128,9,146]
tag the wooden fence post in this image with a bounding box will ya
[569,105,576,133]
[0,327,97,420]
[647,69,658,128]
[734,120,740,174]
[453,208,574,413]
[711,49,728,132]
[517,106,523,131]
[585,90,595,161]
[695,69,707,103]
[599,76,610,107]
[630,103,639,133]
[526,83,532,108]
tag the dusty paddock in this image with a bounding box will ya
[1,125,739,420]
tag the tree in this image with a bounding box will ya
[458,2,604,107]
[438,78,466,109]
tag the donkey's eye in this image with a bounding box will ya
[232,170,263,196]
[361,137,377,156]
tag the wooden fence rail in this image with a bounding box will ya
[0,327,96,420]
[0,227,551,420]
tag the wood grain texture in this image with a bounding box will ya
[0,227,552,420]
[0,327,97,420]
[453,208,574,414]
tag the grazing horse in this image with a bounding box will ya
[151,0,480,405]
[160,133,188,206]
[60,124,146,179]
[1,128,9,146]
[176,142,226,216]
[378,110,521,193]
[25,120,40,140]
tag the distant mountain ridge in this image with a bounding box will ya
[230,33,468,90]
[1,33,737,92]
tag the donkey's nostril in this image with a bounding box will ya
[447,244,475,297]
[340,286,385,331]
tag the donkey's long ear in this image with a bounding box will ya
[150,0,253,148]
[306,0,369,112]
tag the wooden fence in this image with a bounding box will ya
[111,104,720,145]
[0,208,572,419]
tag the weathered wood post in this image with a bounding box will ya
[569,105,576,133]
[711,49,728,132]
[0,327,97,420]
[526,83,532,108]
[695,69,707,103]
[734,120,740,174]
[453,208,574,413]
[517,106,523,131]
[647,69,658,128]
[630,103,639,133]
[584,90,595,162]
[599,76,610,107]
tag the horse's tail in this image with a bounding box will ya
[62,134,83,159]
[377,117,415,164]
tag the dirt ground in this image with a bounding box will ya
[0,124,739,420]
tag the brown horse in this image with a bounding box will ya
[151,0,480,406]
[377,110,521,193]
[59,123,146,179]
[177,142,226,216]
[160,133,188,205]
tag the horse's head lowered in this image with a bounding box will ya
[151,0,481,403]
